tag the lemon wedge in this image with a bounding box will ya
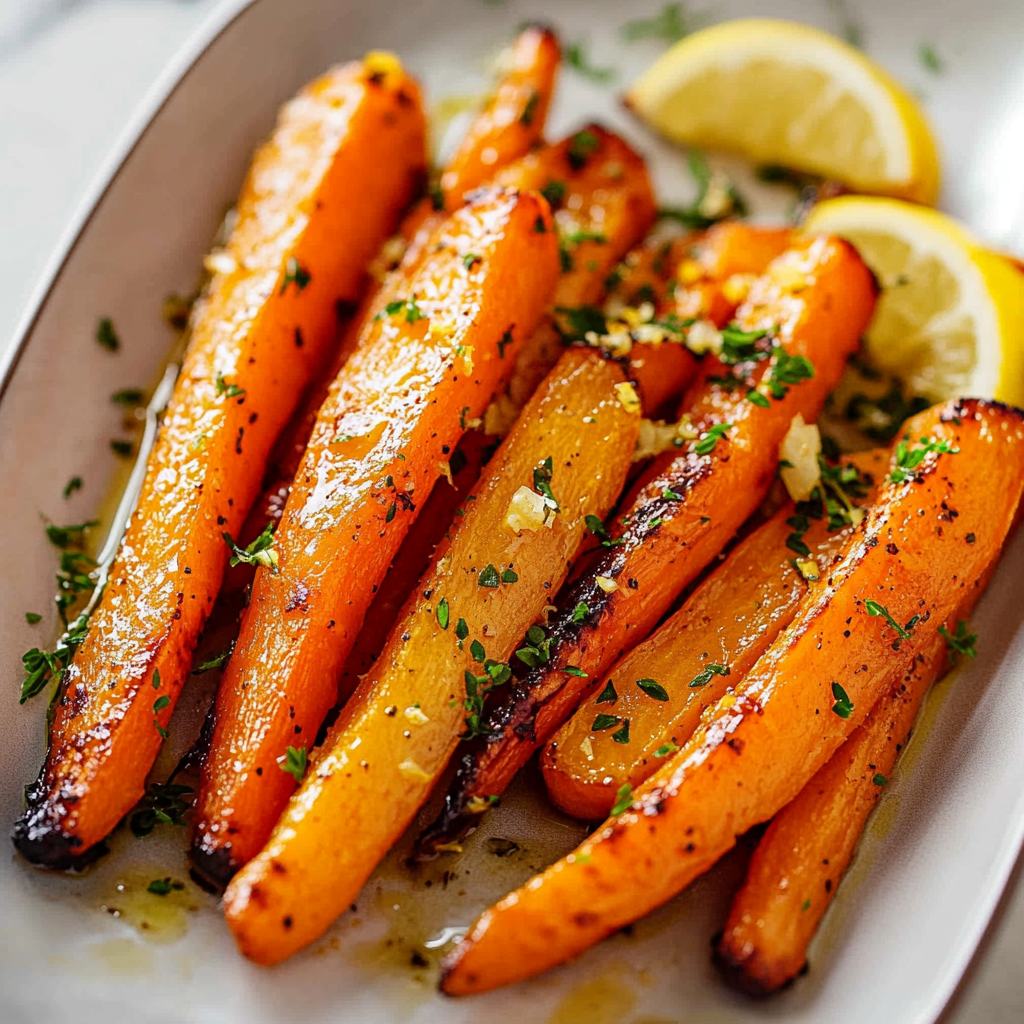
[626,18,941,205]
[804,196,1024,406]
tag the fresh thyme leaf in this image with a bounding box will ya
[46,521,98,549]
[565,42,615,84]
[478,564,501,588]
[865,599,913,641]
[129,781,194,837]
[195,645,233,673]
[222,522,279,572]
[214,372,245,398]
[533,456,560,512]
[693,423,732,456]
[456,618,469,641]
[280,745,308,783]
[689,663,728,688]
[873,773,888,786]
[939,619,977,660]
[621,3,695,43]
[147,877,174,895]
[437,597,450,630]
[610,783,634,816]
[96,317,120,352]
[25,612,42,625]
[654,741,679,757]
[636,678,669,701]
[890,436,959,483]
[831,681,854,719]
[595,679,618,704]
[611,719,631,744]
[719,324,772,365]
[591,713,620,731]
[564,666,588,677]
[470,639,487,663]
[280,256,311,294]
[501,568,519,583]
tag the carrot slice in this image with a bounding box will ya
[439,399,1024,994]
[191,189,559,887]
[440,24,560,209]
[543,448,889,819]
[221,347,642,964]
[714,615,963,994]
[12,58,427,868]
[418,233,876,853]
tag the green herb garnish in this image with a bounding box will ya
[96,317,120,352]
[222,522,278,572]
[939,620,977,660]
[636,678,669,701]
[610,783,634,816]
[280,745,308,783]
[831,681,854,719]
[689,663,728,688]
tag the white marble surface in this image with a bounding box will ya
[0,1,1022,1021]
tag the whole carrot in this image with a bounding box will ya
[13,56,426,868]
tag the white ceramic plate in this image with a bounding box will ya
[3,1,1024,1022]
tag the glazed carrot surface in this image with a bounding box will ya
[715,620,959,994]
[191,188,559,886]
[13,57,426,867]
[543,448,890,820]
[233,25,562,564]
[440,399,1024,995]
[420,232,876,853]
[222,347,641,964]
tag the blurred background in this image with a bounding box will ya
[0,1,1021,1021]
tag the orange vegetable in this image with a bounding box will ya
[418,233,876,854]
[440,24,560,210]
[543,448,889,819]
[12,58,427,868]
[715,615,963,994]
[439,399,1024,995]
[230,25,563,571]
[191,189,559,887]
[222,347,642,965]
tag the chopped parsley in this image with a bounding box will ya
[462,252,482,270]
[764,350,815,400]
[195,645,233,673]
[831,681,854,719]
[110,439,134,457]
[719,325,772,365]
[147,877,177,896]
[693,423,732,456]
[567,129,602,170]
[919,43,943,74]
[785,456,872,556]
[63,476,83,499]
[564,666,588,678]
[610,783,634,816]
[380,295,426,323]
[25,612,42,625]
[437,597,450,630]
[565,41,615,84]
[801,897,812,912]
[95,317,120,352]
[873,773,888,787]
[611,719,631,744]
[658,150,747,229]
[46,520,98,549]
[939,620,977,660]
[280,257,311,294]
[222,522,279,572]
[461,658,512,739]
[689,663,728,688]
[584,513,621,547]
[456,618,469,641]
[540,180,567,208]
[553,303,607,342]
[280,745,308,783]
[596,679,618,704]
[636,678,669,701]
[591,713,620,731]
[470,639,487,663]
[520,89,540,126]
[533,456,560,513]
[890,436,959,483]
[111,388,144,406]
[654,741,679,757]
[572,601,590,623]
[478,564,501,588]
[215,372,245,398]
[497,329,512,359]
[845,385,929,442]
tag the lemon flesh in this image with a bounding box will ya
[627,18,940,205]
[805,197,1024,407]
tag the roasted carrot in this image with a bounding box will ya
[440,24,560,210]
[418,233,876,853]
[191,189,559,887]
[231,26,563,569]
[543,448,889,819]
[439,399,1024,994]
[222,348,642,964]
[336,429,494,700]
[714,615,964,995]
[494,125,658,409]
[12,58,426,868]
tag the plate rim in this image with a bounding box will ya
[1,3,1022,1021]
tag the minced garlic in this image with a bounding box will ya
[596,575,619,594]
[505,485,552,534]
[779,414,822,501]
[404,705,429,725]
[684,319,723,356]
[398,759,431,781]
[613,381,642,414]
